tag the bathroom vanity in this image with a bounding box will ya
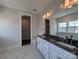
[37,35,77,59]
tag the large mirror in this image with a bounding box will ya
[49,12,78,40]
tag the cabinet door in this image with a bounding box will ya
[37,37,40,50]
[43,40,50,59]
[50,43,67,59]
[37,38,40,50]
[50,43,57,59]
[37,37,43,53]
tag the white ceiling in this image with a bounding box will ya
[0,0,55,14]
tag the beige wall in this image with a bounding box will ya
[0,6,39,49]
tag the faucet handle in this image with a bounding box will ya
[70,35,73,39]
[64,36,69,43]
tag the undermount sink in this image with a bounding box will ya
[50,39,57,42]
[56,42,76,50]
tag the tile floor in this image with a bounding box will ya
[0,45,44,59]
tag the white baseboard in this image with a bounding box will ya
[0,45,21,51]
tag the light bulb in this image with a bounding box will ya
[43,14,47,19]
[47,11,52,17]
[74,0,78,2]
[68,5,72,8]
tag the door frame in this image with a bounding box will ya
[20,12,32,46]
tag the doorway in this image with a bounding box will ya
[21,15,31,45]
[45,19,50,36]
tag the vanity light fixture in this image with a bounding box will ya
[43,14,47,19]
[60,0,78,9]
[43,11,52,19]
[47,11,53,17]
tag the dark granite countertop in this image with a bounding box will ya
[37,35,78,56]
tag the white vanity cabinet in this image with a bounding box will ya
[37,37,77,59]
